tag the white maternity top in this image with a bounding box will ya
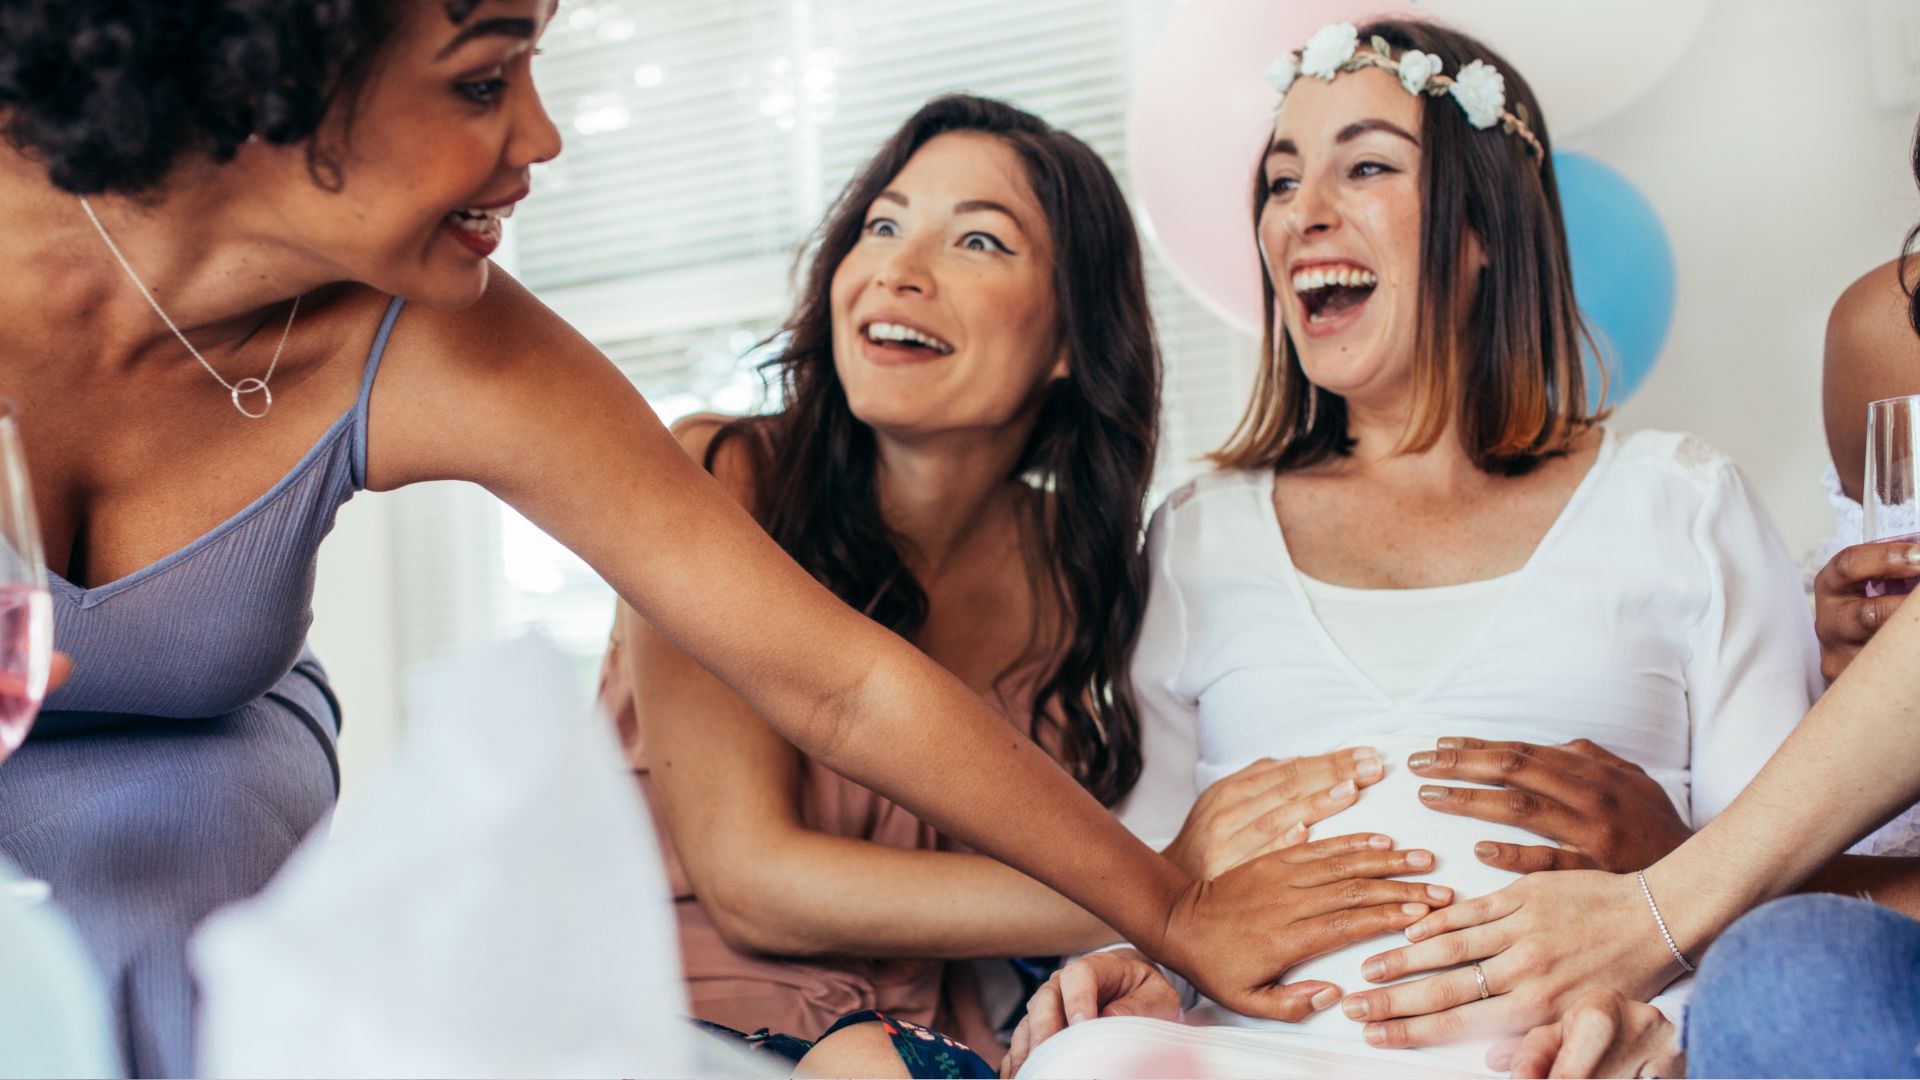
[1041,429,1822,1078]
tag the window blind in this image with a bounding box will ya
[389,0,1255,687]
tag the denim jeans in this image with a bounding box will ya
[1688,894,1920,1077]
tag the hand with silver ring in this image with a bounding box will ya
[1338,869,1687,1062]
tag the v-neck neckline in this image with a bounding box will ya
[1260,426,1617,710]
[48,406,357,607]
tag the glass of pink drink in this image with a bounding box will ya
[0,399,49,766]
[1866,395,1920,598]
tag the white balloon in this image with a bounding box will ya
[1411,0,1716,137]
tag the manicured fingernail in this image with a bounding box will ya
[1311,987,1340,1011]
[1364,1024,1388,1046]
[1330,779,1357,799]
[1437,737,1463,749]
[1368,834,1393,849]
[1352,746,1380,762]
[1475,841,1499,859]
[1408,751,1434,769]
[1362,959,1386,981]
[1284,822,1308,845]
[1342,996,1370,1020]
[1401,902,1429,917]
[1418,785,1446,802]
[1356,756,1383,779]
[1067,1011,1091,1025]
[1907,549,1920,566]
[1427,884,1452,903]
[1406,849,1434,869]
[1406,923,1428,941]
[1490,1055,1513,1071]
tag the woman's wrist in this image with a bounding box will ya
[1126,851,1202,969]
[1641,853,1750,964]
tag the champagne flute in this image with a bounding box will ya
[1864,394,1920,597]
[0,399,50,765]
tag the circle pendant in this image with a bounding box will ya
[230,378,273,419]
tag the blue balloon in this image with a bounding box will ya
[1553,151,1674,407]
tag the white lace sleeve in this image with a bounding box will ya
[1802,464,1864,592]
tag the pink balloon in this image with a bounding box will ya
[1127,0,1383,336]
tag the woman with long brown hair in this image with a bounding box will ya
[998,18,1818,1077]
[601,94,1434,1077]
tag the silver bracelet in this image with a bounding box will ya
[1636,871,1695,973]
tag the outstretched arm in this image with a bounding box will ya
[370,273,1444,1016]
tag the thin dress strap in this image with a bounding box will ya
[350,297,406,491]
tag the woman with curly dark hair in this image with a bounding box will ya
[0,1,1450,1074]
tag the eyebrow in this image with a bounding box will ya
[437,16,537,59]
[874,192,1027,227]
[954,198,1022,224]
[1268,118,1421,159]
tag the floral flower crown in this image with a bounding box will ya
[1267,23,1545,163]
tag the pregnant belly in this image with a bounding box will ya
[1188,734,1541,1072]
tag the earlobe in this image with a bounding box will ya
[1051,348,1070,381]
[1464,229,1490,276]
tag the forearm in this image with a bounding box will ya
[1800,855,1920,917]
[1650,598,1920,948]
[813,650,1191,959]
[704,829,1118,959]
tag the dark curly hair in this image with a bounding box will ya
[710,94,1159,806]
[1904,113,1920,338]
[0,0,431,195]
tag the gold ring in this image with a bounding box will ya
[1471,962,1490,1000]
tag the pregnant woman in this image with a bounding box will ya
[1002,18,1818,1077]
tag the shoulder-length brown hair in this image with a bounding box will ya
[709,95,1159,806]
[1213,18,1604,477]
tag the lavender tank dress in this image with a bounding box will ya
[0,298,405,1077]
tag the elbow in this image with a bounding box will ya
[697,873,833,958]
[778,653,876,772]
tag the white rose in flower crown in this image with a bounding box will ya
[1449,59,1506,129]
[1265,54,1299,95]
[1299,23,1359,80]
[1397,49,1442,95]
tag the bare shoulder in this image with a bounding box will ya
[387,268,590,381]
[1825,258,1920,498]
[668,411,767,513]
[1827,259,1914,384]
[362,267,659,491]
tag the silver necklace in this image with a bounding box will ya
[78,196,299,419]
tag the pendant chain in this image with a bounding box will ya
[79,196,298,419]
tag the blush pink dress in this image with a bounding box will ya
[598,625,1005,1054]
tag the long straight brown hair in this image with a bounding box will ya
[1213,18,1603,477]
[708,95,1158,806]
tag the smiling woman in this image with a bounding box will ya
[1003,18,1818,1079]
[605,95,1157,1070]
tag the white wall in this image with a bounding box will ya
[1592,0,1920,555]
[309,495,402,809]
[306,0,1920,800]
